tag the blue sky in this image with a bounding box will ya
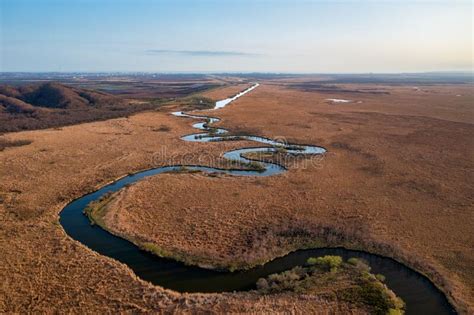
[1,0,472,73]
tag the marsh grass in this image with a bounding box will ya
[222,159,266,172]
[209,136,243,142]
[176,96,215,111]
[167,166,202,174]
[83,192,115,226]
[257,255,405,315]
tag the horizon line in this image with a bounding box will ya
[1,70,473,75]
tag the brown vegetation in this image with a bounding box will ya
[0,80,472,313]
[166,95,216,112]
[242,149,314,169]
[0,73,226,99]
[203,83,253,100]
[0,102,366,313]
[92,83,472,312]
[0,137,32,151]
[0,82,163,133]
[0,78,240,133]
[286,82,390,94]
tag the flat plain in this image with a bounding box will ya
[0,79,472,313]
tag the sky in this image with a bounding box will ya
[0,0,472,73]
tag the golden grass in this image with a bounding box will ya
[1,81,472,313]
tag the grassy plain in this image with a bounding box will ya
[0,81,472,313]
[91,82,473,313]
[0,83,365,313]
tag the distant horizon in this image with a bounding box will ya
[1,70,473,75]
[1,0,472,73]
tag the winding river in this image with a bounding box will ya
[60,84,455,314]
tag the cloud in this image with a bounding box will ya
[145,49,261,57]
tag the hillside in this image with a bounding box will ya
[0,82,159,133]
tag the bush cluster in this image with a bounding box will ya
[256,255,405,315]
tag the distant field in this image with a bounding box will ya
[72,81,222,99]
[0,74,248,133]
[0,73,240,99]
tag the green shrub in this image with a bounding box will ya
[307,255,343,272]
[388,309,404,315]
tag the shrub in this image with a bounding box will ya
[83,192,114,226]
[256,254,404,314]
[260,266,307,293]
[208,128,217,136]
[248,161,266,172]
[0,138,32,151]
[388,309,404,315]
[153,125,171,132]
[275,146,288,154]
[179,96,215,111]
[307,255,343,272]
[256,278,269,291]
[348,257,371,273]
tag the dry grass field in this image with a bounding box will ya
[0,84,364,313]
[202,83,252,100]
[88,83,473,312]
[0,82,472,313]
